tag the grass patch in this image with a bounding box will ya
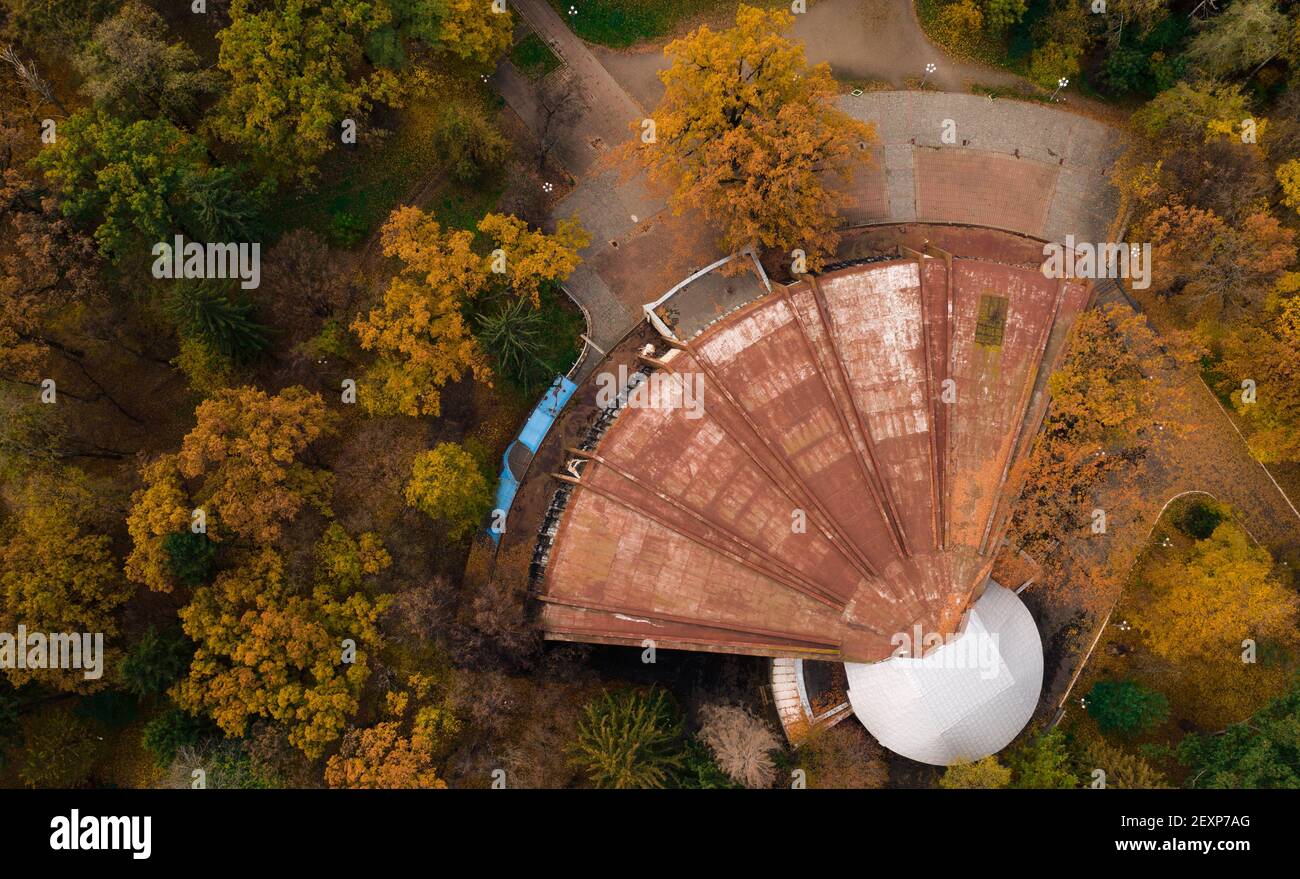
[551,0,787,47]
[474,283,586,400]
[265,77,501,245]
[511,32,562,80]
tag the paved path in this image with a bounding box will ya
[497,0,646,176]
[593,0,1024,110]
[495,4,1123,376]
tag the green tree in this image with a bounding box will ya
[162,531,217,588]
[166,281,270,364]
[141,705,212,765]
[405,442,491,540]
[120,625,195,699]
[208,0,394,183]
[570,688,686,789]
[1009,728,1080,788]
[1086,679,1170,736]
[32,110,210,258]
[432,102,508,183]
[1179,676,1300,787]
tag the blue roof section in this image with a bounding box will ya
[489,375,578,545]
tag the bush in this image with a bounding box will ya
[696,702,779,789]
[120,624,195,700]
[142,706,212,765]
[570,688,685,789]
[1086,678,1170,736]
[432,103,508,184]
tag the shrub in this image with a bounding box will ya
[696,702,779,789]
[432,103,508,184]
[1086,678,1170,736]
[570,688,685,789]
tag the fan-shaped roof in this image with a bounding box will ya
[535,254,1087,663]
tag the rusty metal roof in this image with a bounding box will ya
[537,255,1089,662]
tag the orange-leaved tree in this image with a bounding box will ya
[351,207,588,417]
[640,5,875,266]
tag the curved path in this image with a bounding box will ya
[594,0,1022,110]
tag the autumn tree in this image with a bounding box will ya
[1011,304,1165,615]
[1220,283,1300,462]
[797,721,889,789]
[174,528,390,758]
[352,207,490,417]
[938,755,1012,788]
[0,176,103,381]
[351,207,587,416]
[74,1,219,124]
[1075,737,1170,788]
[1137,201,1296,318]
[176,386,335,545]
[405,441,491,539]
[325,673,454,789]
[641,5,875,265]
[1131,519,1298,664]
[0,469,130,692]
[1187,0,1286,78]
[208,0,394,182]
[124,454,193,593]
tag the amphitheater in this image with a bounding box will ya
[501,92,1123,767]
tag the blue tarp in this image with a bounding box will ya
[489,375,578,544]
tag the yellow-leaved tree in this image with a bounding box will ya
[174,524,391,758]
[351,207,588,416]
[640,5,875,266]
[1132,520,1298,664]
[0,470,130,691]
[324,673,456,789]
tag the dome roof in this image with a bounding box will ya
[845,582,1044,765]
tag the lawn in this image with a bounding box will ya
[511,31,563,80]
[550,0,786,48]
[265,81,505,246]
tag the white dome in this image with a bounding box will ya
[845,583,1043,766]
